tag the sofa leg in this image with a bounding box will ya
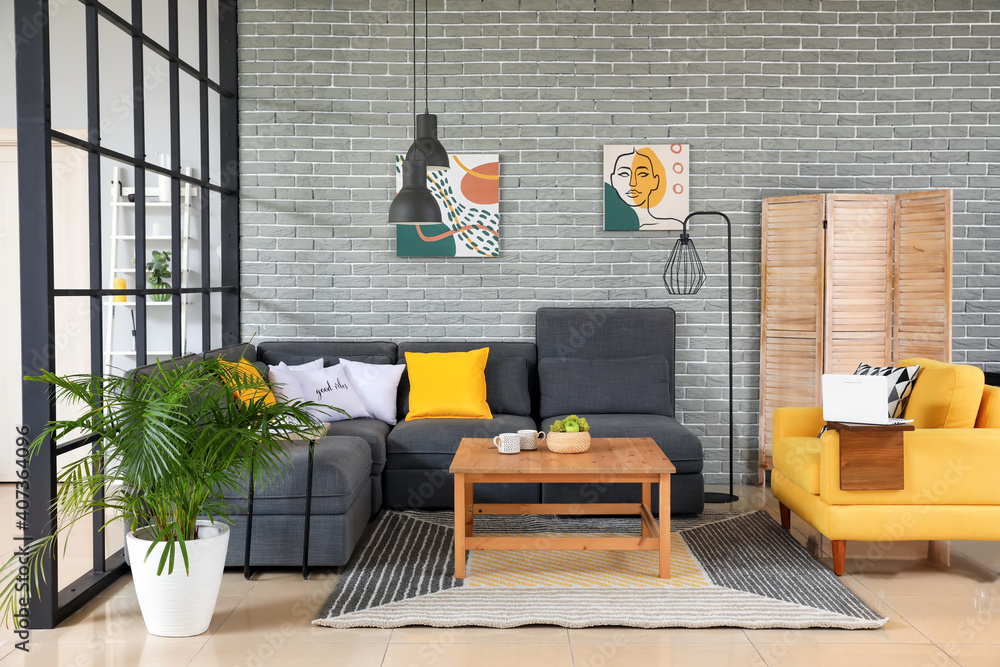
[832,540,846,576]
[779,502,790,530]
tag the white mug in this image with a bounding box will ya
[517,430,545,451]
[493,433,520,454]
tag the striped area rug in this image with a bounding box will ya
[313,510,886,630]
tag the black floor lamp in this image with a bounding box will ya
[662,211,738,504]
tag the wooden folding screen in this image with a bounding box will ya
[757,190,952,481]
[759,194,826,461]
[894,191,953,362]
[824,195,894,374]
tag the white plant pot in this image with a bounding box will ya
[125,520,230,637]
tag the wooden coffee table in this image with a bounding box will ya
[449,436,676,579]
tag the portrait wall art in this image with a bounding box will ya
[603,144,689,231]
[394,154,500,258]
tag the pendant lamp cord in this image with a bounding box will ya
[424,0,429,114]
[412,0,417,132]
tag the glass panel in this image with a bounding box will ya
[210,291,223,350]
[209,189,222,288]
[52,294,97,590]
[186,293,203,355]
[143,0,169,49]
[48,0,87,132]
[143,47,173,171]
[178,0,201,70]
[98,14,134,158]
[101,0,131,22]
[207,0,220,83]
[51,141,91,290]
[179,70,202,172]
[208,88,221,185]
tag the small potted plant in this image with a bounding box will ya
[146,249,172,302]
[0,354,330,637]
[546,414,592,453]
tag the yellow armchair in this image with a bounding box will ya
[771,358,1000,575]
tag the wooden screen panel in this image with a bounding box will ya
[824,195,894,374]
[894,190,952,363]
[759,195,825,478]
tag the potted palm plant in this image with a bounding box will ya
[0,354,330,636]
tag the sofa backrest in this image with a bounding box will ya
[535,307,676,418]
[396,342,538,420]
[256,341,397,368]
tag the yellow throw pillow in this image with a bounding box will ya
[404,348,492,420]
[218,359,277,407]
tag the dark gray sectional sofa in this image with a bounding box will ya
[142,307,704,569]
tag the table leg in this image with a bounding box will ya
[465,481,474,537]
[641,482,652,537]
[454,472,466,579]
[659,473,670,578]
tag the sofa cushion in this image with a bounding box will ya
[404,348,493,420]
[324,418,390,476]
[485,356,531,417]
[538,355,671,419]
[772,435,823,495]
[397,342,537,419]
[202,344,257,363]
[341,359,407,425]
[386,414,538,458]
[900,357,985,429]
[222,436,372,516]
[854,362,921,419]
[257,341,397,368]
[540,414,702,474]
[535,307,677,410]
[218,358,277,407]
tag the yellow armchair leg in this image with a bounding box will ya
[779,502,791,530]
[832,540,846,576]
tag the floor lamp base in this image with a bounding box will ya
[704,491,739,504]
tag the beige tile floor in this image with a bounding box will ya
[0,482,997,666]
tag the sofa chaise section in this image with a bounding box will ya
[535,307,705,515]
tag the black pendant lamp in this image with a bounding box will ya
[389,0,442,225]
[388,153,441,225]
[405,0,449,171]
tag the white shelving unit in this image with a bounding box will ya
[104,165,197,372]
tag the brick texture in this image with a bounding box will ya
[237,0,1000,485]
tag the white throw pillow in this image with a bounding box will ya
[340,358,407,425]
[267,358,324,403]
[290,364,372,422]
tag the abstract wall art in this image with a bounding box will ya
[603,144,689,231]
[395,154,500,258]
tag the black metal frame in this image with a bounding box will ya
[15,0,240,629]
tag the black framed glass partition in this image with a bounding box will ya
[15,0,240,629]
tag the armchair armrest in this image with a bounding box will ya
[773,407,825,441]
[819,428,1000,505]
[977,385,1000,428]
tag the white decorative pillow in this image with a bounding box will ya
[290,364,372,422]
[854,362,922,418]
[340,358,407,425]
[267,358,324,403]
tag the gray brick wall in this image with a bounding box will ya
[237,0,1000,485]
